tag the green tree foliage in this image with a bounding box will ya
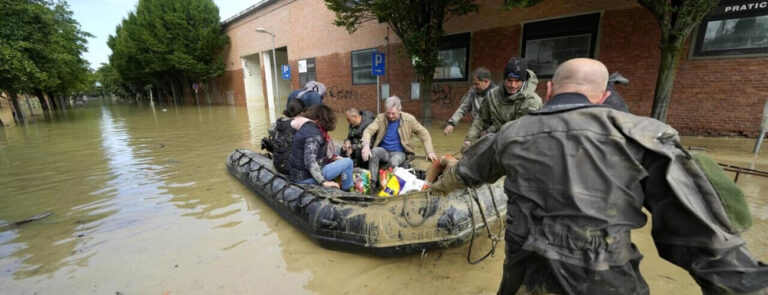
[106,0,229,104]
[503,0,718,122]
[325,0,479,126]
[0,0,55,122]
[0,0,92,122]
[95,63,129,98]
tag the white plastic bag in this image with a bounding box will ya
[393,167,426,194]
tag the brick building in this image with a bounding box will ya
[216,0,768,137]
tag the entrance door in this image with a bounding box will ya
[241,54,264,109]
[262,47,291,123]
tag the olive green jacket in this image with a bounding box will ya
[465,70,542,142]
[362,112,435,155]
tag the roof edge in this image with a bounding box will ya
[221,0,280,27]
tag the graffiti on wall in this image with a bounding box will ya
[431,84,456,105]
[327,86,361,101]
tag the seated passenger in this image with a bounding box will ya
[288,104,353,190]
[262,99,306,174]
[287,81,326,108]
[361,96,437,187]
[343,107,375,167]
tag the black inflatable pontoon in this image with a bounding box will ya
[226,149,507,257]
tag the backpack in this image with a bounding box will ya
[266,118,295,174]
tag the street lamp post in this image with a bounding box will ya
[255,27,279,123]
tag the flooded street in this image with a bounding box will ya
[1,102,766,294]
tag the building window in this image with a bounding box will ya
[521,13,601,79]
[434,32,471,82]
[351,48,377,84]
[298,58,316,86]
[691,1,768,58]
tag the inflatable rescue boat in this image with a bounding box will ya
[226,149,506,257]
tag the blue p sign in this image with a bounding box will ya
[281,65,291,80]
[371,52,385,76]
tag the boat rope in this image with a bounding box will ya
[465,186,504,265]
[402,190,433,227]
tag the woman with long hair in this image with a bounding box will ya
[288,104,353,190]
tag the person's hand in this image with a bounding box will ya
[362,145,371,161]
[322,181,340,189]
[342,141,352,155]
[441,155,458,168]
[426,152,438,162]
[443,124,454,135]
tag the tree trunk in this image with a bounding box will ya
[23,93,34,116]
[33,89,50,119]
[205,77,213,105]
[8,91,24,123]
[420,77,434,127]
[169,77,179,107]
[211,77,219,103]
[60,94,68,112]
[47,91,58,110]
[650,37,685,122]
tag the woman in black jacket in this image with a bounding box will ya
[288,105,353,190]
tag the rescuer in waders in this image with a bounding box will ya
[432,58,768,294]
[464,57,542,150]
[443,67,496,135]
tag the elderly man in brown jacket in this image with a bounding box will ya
[361,96,437,186]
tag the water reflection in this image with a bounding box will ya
[0,105,115,280]
[0,103,765,294]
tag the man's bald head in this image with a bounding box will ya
[548,58,611,104]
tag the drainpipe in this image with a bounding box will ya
[754,99,768,154]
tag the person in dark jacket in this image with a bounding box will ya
[288,104,353,190]
[342,107,374,167]
[432,58,768,294]
[287,81,326,108]
[262,99,306,174]
[604,71,630,112]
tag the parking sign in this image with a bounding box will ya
[371,52,385,76]
[281,65,291,80]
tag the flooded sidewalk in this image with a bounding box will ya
[0,104,765,294]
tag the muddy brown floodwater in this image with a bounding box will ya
[1,102,766,294]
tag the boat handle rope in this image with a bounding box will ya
[402,190,433,227]
[250,160,302,207]
[465,185,504,265]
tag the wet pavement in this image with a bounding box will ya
[0,102,765,294]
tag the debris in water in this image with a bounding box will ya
[687,146,711,151]
[1,211,52,229]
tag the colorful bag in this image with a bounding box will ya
[378,174,406,197]
[349,169,371,194]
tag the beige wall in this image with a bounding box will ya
[223,0,393,72]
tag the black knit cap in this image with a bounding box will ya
[504,57,528,81]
